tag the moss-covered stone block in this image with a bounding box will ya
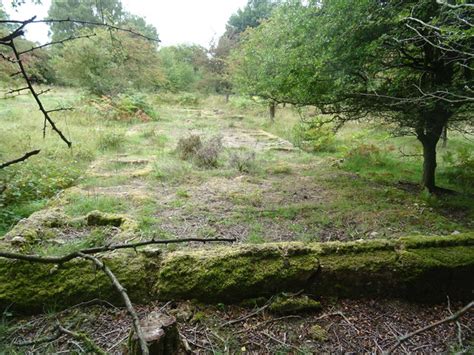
[0,233,472,313]
[86,210,124,227]
[155,243,319,303]
[269,295,322,314]
[0,252,155,313]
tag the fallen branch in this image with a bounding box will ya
[385,301,474,354]
[0,149,40,169]
[77,252,148,355]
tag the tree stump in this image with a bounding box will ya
[128,312,179,355]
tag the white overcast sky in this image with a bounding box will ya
[3,0,248,48]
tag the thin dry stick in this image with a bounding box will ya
[57,324,107,355]
[447,296,463,348]
[221,303,270,327]
[385,301,474,354]
[77,252,149,355]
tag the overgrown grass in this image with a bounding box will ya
[1,89,472,242]
[64,193,129,217]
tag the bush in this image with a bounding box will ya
[89,93,157,122]
[178,93,200,106]
[176,135,223,168]
[228,150,257,173]
[194,136,223,168]
[115,93,158,120]
[441,146,474,192]
[97,131,125,151]
[176,135,202,160]
[292,117,336,152]
[0,159,81,234]
[53,28,165,95]
[343,144,388,168]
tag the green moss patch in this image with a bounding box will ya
[269,295,322,315]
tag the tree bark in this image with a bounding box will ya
[416,108,448,194]
[269,101,276,122]
[421,138,438,193]
[441,124,447,148]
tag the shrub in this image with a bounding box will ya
[228,150,257,173]
[176,135,202,160]
[176,135,223,168]
[292,117,336,152]
[115,93,158,120]
[97,131,125,151]
[441,146,474,192]
[194,136,223,168]
[89,93,157,122]
[178,93,200,106]
[0,159,81,234]
[343,144,387,168]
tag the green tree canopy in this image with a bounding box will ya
[158,45,210,92]
[53,28,164,95]
[233,0,473,193]
[47,0,158,42]
[227,0,280,37]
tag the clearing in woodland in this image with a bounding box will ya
[0,91,473,353]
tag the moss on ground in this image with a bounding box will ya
[269,295,322,314]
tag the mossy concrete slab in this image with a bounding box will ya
[0,233,473,312]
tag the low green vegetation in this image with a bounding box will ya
[1,90,473,244]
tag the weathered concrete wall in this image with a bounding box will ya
[0,233,472,312]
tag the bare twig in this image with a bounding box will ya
[57,324,106,355]
[221,303,270,327]
[0,18,159,42]
[385,301,474,354]
[447,297,463,349]
[18,33,96,55]
[8,39,72,147]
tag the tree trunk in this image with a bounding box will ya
[269,101,276,122]
[225,93,230,103]
[416,108,448,193]
[421,138,438,193]
[441,124,447,148]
